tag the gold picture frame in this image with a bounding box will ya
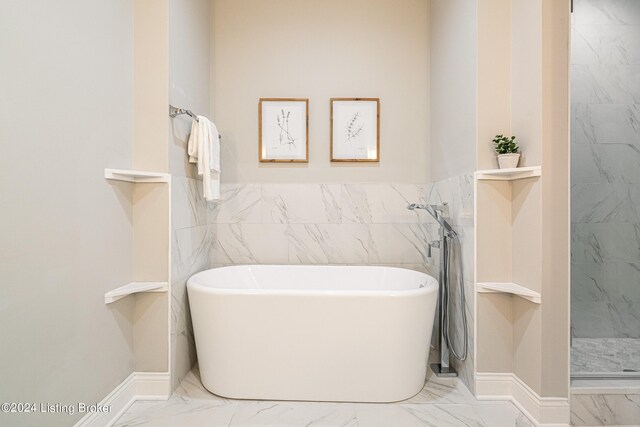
[330,98,380,162]
[259,98,309,163]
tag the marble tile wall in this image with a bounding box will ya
[427,174,475,394]
[171,176,207,392]
[197,182,437,271]
[571,0,640,342]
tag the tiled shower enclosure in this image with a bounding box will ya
[570,0,640,375]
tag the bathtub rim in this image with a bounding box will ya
[187,264,438,298]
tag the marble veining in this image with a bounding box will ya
[571,64,632,104]
[574,103,640,144]
[401,404,484,427]
[172,225,214,284]
[571,143,640,184]
[286,224,371,264]
[208,183,262,224]
[570,392,640,426]
[341,184,428,224]
[114,366,532,427]
[402,371,474,404]
[632,64,640,103]
[473,402,535,427]
[262,184,342,224]
[172,176,208,231]
[574,0,640,26]
[368,223,433,264]
[572,262,640,303]
[572,301,640,339]
[571,223,640,264]
[571,23,640,74]
[211,223,289,265]
[229,402,358,427]
[572,183,640,223]
[202,183,435,269]
[426,174,474,228]
[171,177,215,391]
[571,338,640,373]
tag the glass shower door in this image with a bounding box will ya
[570,0,640,378]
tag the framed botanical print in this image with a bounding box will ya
[259,98,309,162]
[330,98,380,162]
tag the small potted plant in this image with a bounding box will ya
[493,134,520,169]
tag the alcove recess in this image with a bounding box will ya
[104,169,170,375]
[101,0,172,380]
[474,166,543,379]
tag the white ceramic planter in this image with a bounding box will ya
[498,153,520,169]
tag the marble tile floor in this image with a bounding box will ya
[570,383,640,427]
[114,367,534,427]
[571,338,640,374]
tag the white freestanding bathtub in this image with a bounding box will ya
[187,265,438,403]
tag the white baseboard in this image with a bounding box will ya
[476,373,570,427]
[74,371,170,427]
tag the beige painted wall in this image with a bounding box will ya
[133,184,170,372]
[540,0,570,398]
[430,0,477,181]
[211,0,430,183]
[512,181,542,294]
[134,0,170,172]
[476,0,511,170]
[510,0,542,167]
[509,0,570,398]
[477,294,514,373]
[170,0,212,179]
[0,1,135,425]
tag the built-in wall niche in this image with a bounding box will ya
[104,168,171,375]
[475,167,542,298]
[104,168,170,303]
[474,167,542,377]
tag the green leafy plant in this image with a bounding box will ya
[493,134,519,154]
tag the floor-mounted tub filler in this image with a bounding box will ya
[187,265,438,403]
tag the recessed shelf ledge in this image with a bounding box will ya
[105,168,170,183]
[476,282,541,304]
[105,282,168,304]
[475,166,541,181]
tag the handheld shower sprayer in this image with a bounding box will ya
[407,201,468,377]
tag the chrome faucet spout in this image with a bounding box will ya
[407,203,457,238]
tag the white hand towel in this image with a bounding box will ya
[187,116,220,201]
